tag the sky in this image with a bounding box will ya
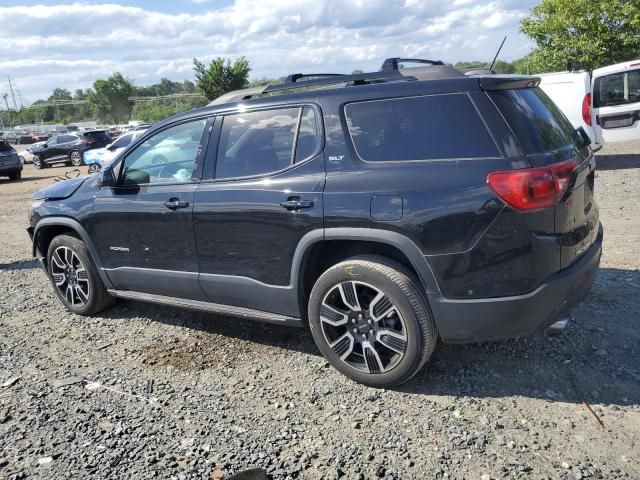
[0,0,538,106]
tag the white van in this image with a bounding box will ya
[538,60,640,149]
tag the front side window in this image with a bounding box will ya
[345,94,499,161]
[121,119,206,185]
[47,137,59,146]
[215,106,318,179]
[594,69,640,108]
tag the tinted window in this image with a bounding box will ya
[47,137,58,146]
[111,133,133,149]
[345,94,498,161]
[489,88,575,154]
[295,107,318,161]
[121,119,206,185]
[216,108,300,179]
[594,69,640,108]
[59,135,77,143]
[0,141,13,152]
[85,131,111,142]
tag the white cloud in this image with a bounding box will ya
[0,1,536,102]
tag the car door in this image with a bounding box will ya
[87,116,213,300]
[193,105,325,317]
[592,62,640,144]
[41,136,60,162]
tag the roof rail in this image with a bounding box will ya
[380,57,445,71]
[208,85,270,106]
[208,69,415,106]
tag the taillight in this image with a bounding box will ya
[582,93,592,126]
[486,159,577,211]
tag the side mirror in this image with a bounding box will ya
[99,167,116,187]
[575,127,591,149]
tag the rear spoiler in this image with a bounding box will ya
[479,76,541,90]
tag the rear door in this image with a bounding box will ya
[488,86,599,269]
[193,105,324,316]
[592,61,640,144]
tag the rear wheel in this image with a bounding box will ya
[308,256,438,387]
[70,150,83,166]
[46,234,114,315]
[8,171,21,181]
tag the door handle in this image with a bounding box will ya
[280,197,314,211]
[164,198,190,210]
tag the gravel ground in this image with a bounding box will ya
[1,143,639,480]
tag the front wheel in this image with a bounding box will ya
[46,234,114,315]
[33,155,43,169]
[308,256,438,387]
[70,150,83,166]
[87,163,101,174]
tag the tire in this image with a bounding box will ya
[46,234,114,316]
[8,171,21,181]
[87,163,101,174]
[70,150,83,166]
[33,155,43,169]
[308,255,438,387]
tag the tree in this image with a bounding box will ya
[193,57,251,101]
[88,73,134,123]
[521,0,640,73]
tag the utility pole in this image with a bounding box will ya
[7,77,17,111]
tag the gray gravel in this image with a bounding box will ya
[1,145,639,479]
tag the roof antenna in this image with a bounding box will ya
[489,35,508,71]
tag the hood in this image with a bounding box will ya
[33,176,87,200]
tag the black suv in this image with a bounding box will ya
[32,130,111,169]
[0,140,22,180]
[28,59,602,387]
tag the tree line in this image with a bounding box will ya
[1,0,637,129]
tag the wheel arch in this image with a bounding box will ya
[33,217,113,288]
[294,228,440,322]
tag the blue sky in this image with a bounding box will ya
[0,1,538,104]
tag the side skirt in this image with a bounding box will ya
[107,289,303,327]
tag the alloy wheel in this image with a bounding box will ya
[70,151,82,166]
[50,246,90,307]
[320,281,408,374]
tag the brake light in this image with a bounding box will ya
[486,159,577,211]
[582,93,592,126]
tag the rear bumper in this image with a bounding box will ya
[428,224,603,343]
[0,164,22,175]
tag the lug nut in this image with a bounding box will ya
[361,334,366,340]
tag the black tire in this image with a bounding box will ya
[33,155,43,169]
[46,234,114,315]
[70,150,83,166]
[8,171,21,181]
[308,255,438,387]
[88,163,101,174]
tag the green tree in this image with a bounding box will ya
[88,73,134,123]
[193,56,251,101]
[521,0,640,73]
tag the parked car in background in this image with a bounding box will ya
[84,130,146,173]
[18,141,46,164]
[28,60,601,387]
[30,131,49,143]
[31,130,111,169]
[0,140,23,180]
[538,59,640,149]
[108,127,122,139]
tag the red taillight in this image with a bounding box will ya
[582,93,592,126]
[487,159,577,211]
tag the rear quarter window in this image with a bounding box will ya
[488,88,575,154]
[344,93,499,161]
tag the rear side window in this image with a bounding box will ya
[215,106,319,179]
[594,69,640,108]
[345,94,499,161]
[489,88,575,154]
